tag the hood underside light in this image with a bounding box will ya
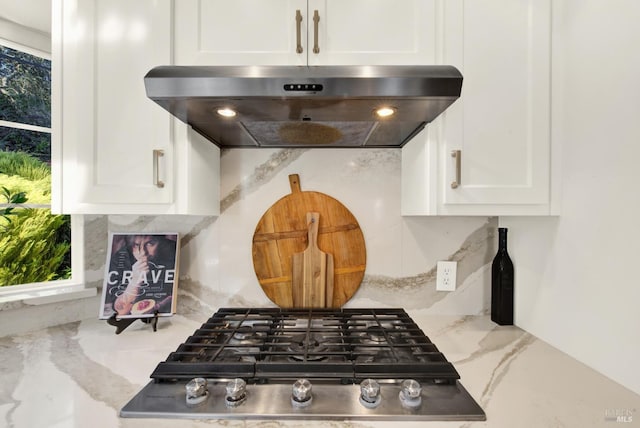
[216,108,237,118]
[375,107,396,118]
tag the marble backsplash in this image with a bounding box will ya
[83,148,497,321]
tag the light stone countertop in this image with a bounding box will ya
[1,310,638,428]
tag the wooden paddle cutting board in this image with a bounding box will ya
[291,212,335,308]
[252,174,366,308]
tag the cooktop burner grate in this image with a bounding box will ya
[151,308,459,384]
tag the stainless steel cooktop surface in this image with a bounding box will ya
[120,308,485,421]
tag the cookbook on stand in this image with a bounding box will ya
[99,232,180,319]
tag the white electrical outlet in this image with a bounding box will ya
[436,261,457,291]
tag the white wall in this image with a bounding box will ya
[0,0,50,54]
[502,0,640,395]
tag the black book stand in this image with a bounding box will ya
[107,310,159,334]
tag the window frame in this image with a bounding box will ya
[0,37,92,305]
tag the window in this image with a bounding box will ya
[0,41,81,295]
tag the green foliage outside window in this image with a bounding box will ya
[0,45,51,128]
[0,207,71,286]
[0,43,71,287]
[1,44,52,163]
[0,127,51,163]
[0,152,70,287]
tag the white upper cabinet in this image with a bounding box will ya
[53,0,553,216]
[175,0,307,65]
[308,0,437,65]
[53,0,220,215]
[175,0,437,65]
[402,0,554,216]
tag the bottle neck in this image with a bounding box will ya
[498,228,508,250]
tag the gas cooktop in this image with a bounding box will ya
[120,308,485,421]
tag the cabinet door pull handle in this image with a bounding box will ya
[295,10,304,54]
[313,10,320,54]
[451,150,461,189]
[153,149,165,188]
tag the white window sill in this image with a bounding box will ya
[0,280,96,307]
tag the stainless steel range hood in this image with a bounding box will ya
[144,65,462,148]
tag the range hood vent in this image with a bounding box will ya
[144,65,462,148]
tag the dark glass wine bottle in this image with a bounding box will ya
[491,228,514,325]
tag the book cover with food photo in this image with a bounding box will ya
[99,233,180,319]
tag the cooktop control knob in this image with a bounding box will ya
[225,378,247,407]
[359,379,382,408]
[399,379,422,409]
[185,377,209,407]
[291,379,313,407]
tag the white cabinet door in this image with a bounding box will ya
[53,0,220,215]
[55,0,173,213]
[309,0,437,65]
[402,0,553,216]
[175,0,436,66]
[175,0,307,65]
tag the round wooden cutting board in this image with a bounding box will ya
[252,174,366,308]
